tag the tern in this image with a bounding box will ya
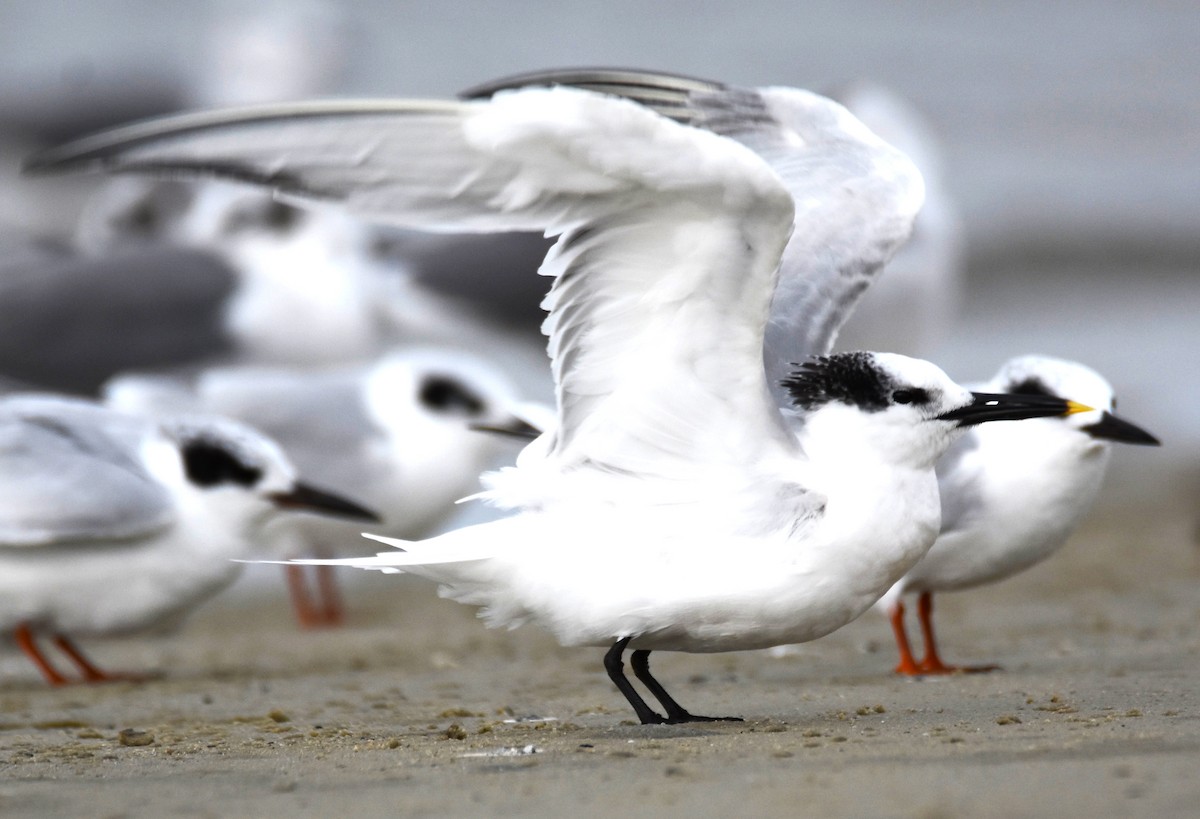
[0,394,377,685]
[875,355,1159,675]
[104,347,536,628]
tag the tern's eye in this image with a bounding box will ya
[892,388,929,406]
[419,375,487,416]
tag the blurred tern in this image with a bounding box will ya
[76,177,491,366]
[104,348,536,627]
[876,355,1159,675]
[25,70,1078,721]
[0,394,377,685]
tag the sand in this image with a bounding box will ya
[1,476,1198,819]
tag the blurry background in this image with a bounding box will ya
[0,0,1195,504]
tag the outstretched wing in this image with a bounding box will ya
[465,69,926,405]
[0,397,175,547]
[28,88,798,483]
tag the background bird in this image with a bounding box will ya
[75,177,543,371]
[103,348,537,628]
[876,354,1159,675]
[0,394,377,684]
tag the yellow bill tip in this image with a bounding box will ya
[1065,400,1095,415]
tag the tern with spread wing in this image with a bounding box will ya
[26,70,1078,722]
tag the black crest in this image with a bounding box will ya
[781,352,894,412]
[181,440,263,488]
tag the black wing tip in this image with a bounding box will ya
[460,67,724,100]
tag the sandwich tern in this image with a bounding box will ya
[24,73,1078,720]
[0,394,377,684]
[875,355,1159,675]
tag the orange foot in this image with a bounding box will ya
[889,593,1003,676]
[911,655,1002,675]
[15,624,148,686]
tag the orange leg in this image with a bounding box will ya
[285,564,344,629]
[888,600,925,675]
[915,592,999,674]
[14,623,69,686]
[285,564,325,629]
[52,634,135,683]
[315,564,345,627]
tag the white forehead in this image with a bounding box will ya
[871,352,955,389]
[371,348,505,386]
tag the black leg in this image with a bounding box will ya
[630,649,742,724]
[604,638,665,724]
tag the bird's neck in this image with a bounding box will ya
[791,410,942,595]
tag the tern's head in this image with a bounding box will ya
[77,177,375,263]
[363,348,532,468]
[782,352,1079,468]
[989,355,1159,447]
[75,178,195,252]
[154,414,378,537]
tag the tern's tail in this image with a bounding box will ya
[277,532,497,576]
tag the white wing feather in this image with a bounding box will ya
[462,70,926,403]
[28,88,799,492]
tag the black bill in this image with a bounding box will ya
[268,482,381,522]
[937,392,1084,427]
[1082,411,1160,446]
[469,416,543,441]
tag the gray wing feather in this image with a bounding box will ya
[24,99,573,235]
[462,68,725,125]
[0,399,176,547]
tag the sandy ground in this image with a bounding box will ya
[1,471,1198,819]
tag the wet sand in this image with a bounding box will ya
[2,476,1198,819]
